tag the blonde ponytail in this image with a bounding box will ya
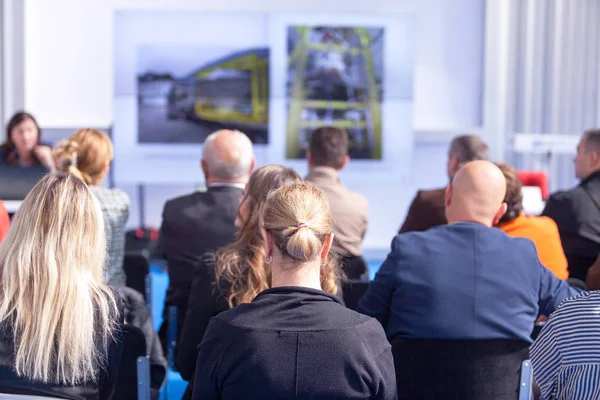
[52,129,113,186]
[260,182,342,294]
[284,224,322,261]
[53,140,89,184]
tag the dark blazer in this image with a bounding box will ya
[192,287,396,400]
[399,188,447,233]
[542,171,600,281]
[358,222,579,343]
[154,186,242,344]
[0,296,124,399]
[175,251,229,382]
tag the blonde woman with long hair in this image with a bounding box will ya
[175,164,302,384]
[192,182,395,399]
[0,173,123,399]
[54,129,130,286]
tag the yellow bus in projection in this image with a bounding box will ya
[168,48,269,140]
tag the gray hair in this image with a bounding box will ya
[202,130,254,180]
[449,135,489,163]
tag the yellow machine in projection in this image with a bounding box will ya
[170,49,269,133]
[286,27,383,159]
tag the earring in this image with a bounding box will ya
[265,255,273,264]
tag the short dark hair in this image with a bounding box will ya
[449,135,488,163]
[308,127,349,169]
[583,129,600,153]
[495,162,523,224]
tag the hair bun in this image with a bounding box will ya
[53,140,79,166]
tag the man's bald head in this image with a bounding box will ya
[201,130,255,184]
[445,160,508,227]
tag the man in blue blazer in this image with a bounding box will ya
[358,160,579,344]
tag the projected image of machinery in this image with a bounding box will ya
[286,26,384,159]
[138,48,269,144]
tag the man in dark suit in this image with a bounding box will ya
[153,129,255,352]
[542,129,600,281]
[359,161,578,345]
[399,135,488,233]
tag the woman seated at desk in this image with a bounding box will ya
[0,111,54,169]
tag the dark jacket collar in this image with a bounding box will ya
[581,170,600,186]
[254,286,343,305]
[206,185,244,193]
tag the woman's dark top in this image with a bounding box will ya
[192,286,397,400]
[0,294,125,399]
[0,143,50,167]
[175,251,230,381]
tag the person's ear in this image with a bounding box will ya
[339,155,350,170]
[591,151,600,167]
[320,233,334,260]
[248,156,256,175]
[261,228,273,259]
[306,150,313,166]
[201,159,209,181]
[492,202,508,226]
[449,156,460,178]
[444,184,453,208]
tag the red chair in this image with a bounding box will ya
[517,171,549,200]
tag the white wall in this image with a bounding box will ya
[22,0,484,249]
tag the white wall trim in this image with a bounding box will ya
[1,0,25,139]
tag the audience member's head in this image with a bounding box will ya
[0,172,117,385]
[495,162,524,224]
[3,111,43,164]
[574,129,600,180]
[307,127,349,170]
[201,129,255,184]
[445,160,508,227]
[53,128,114,186]
[215,164,301,307]
[260,182,342,294]
[447,135,489,179]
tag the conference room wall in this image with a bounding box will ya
[22,0,484,249]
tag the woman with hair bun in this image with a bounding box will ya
[191,182,396,400]
[53,129,129,286]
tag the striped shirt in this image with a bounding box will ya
[530,291,600,399]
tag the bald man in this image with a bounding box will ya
[358,160,577,344]
[154,129,255,352]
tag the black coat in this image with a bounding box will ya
[153,186,242,347]
[542,171,600,280]
[0,295,124,399]
[175,251,229,381]
[191,287,396,400]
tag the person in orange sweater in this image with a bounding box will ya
[494,163,568,280]
[0,201,10,243]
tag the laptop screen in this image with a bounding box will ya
[0,166,48,201]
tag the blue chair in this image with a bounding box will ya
[167,306,177,369]
[137,356,151,400]
[519,360,533,400]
